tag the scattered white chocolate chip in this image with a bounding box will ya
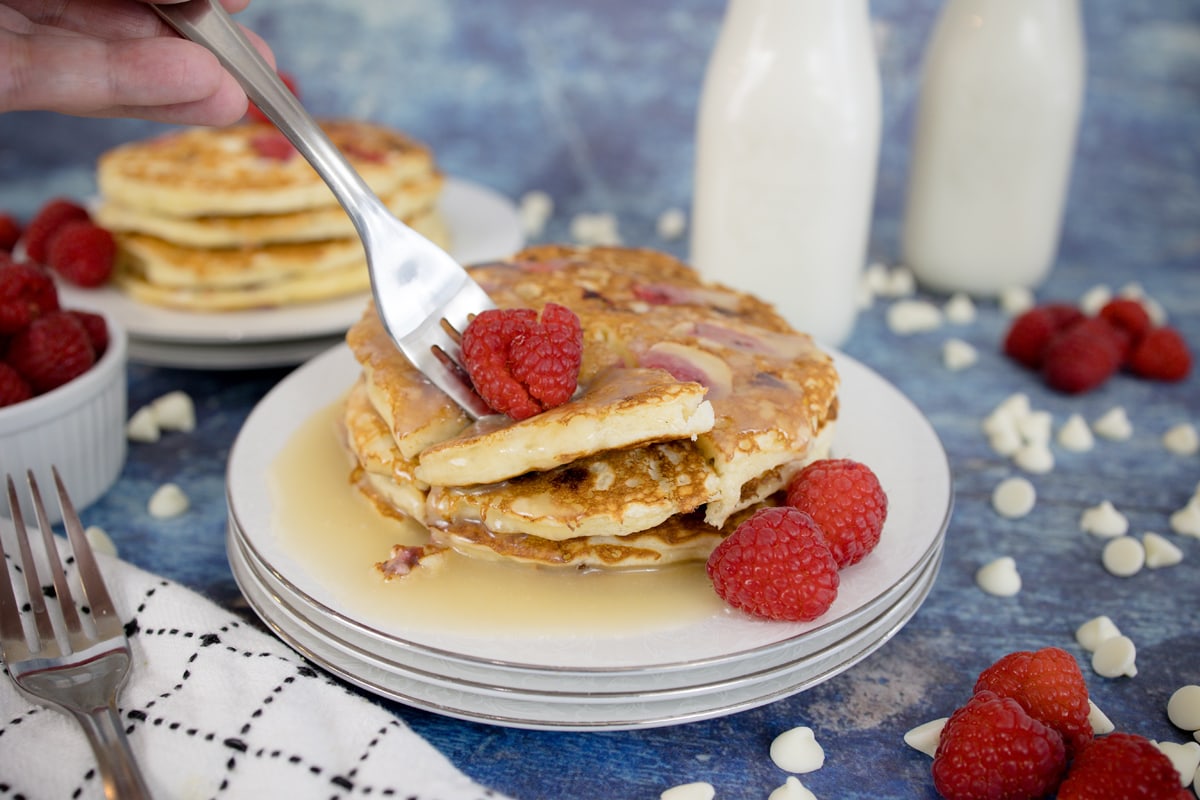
[147,483,189,519]
[999,285,1035,316]
[84,525,117,558]
[1092,407,1133,441]
[1087,700,1115,735]
[1163,423,1200,456]
[862,262,891,295]
[656,208,687,241]
[1169,498,1200,538]
[1101,536,1145,577]
[517,190,553,237]
[992,477,1037,519]
[1079,284,1113,316]
[976,557,1021,597]
[126,405,160,443]
[942,338,978,371]
[661,782,714,800]
[1156,741,1200,787]
[1017,410,1054,446]
[1144,532,1184,569]
[768,777,817,800]
[151,390,196,433]
[943,293,977,325]
[904,718,947,758]
[885,266,916,298]
[1168,685,1200,731]
[886,299,943,335]
[1057,414,1096,452]
[1075,615,1121,652]
[1013,442,1055,474]
[1091,635,1137,678]
[569,211,621,246]
[770,726,825,774]
[988,425,1024,457]
[1080,500,1129,538]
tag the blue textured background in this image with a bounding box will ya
[1,1,1197,798]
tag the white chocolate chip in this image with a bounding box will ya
[1092,407,1133,441]
[989,425,1024,457]
[1144,532,1184,569]
[1057,414,1096,452]
[976,557,1021,597]
[942,338,978,371]
[1017,411,1054,447]
[656,208,687,241]
[1163,423,1200,456]
[1076,615,1122,652]
[886,299,943,335]
[518,190,554,237]
[885,266,916,298]
[84,525,117,558]
[570,212,622,246]
[147,483,189,518]
[999,285,1035,316]
[1101,536,1145,577]
[943,293,977,325]
[1080,500,1129,538]
[1092,635,1137,678]
[1079,284,1113,316]
[1088,700,1115,735]
[126,406,160,443]
[1168,685,1200,731]
[660,783,714,800]
[904,718,948,758]
[151,390,196,433]
[768,777,817,800]
[863,262,891,295]
[992,477,1037,519]
[770,726,825,773]
[1156,741,1200,787]
[1169,499,1200,538]
[1013,442,1055,474]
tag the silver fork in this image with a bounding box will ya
[154,0,495,418]
[0,469,153,799]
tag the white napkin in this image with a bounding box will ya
[0,537,512,800]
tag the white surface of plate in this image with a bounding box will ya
[226,344,953,673]
[127,334,346,370]
[60,177,523,349]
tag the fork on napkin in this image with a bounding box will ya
[0,525,510,800]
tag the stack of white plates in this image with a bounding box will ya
[226,345,952,731]
[61,179,523,370]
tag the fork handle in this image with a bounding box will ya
[73,704,154,799]
[152,0,397,238]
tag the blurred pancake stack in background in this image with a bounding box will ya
[94,119,449,312]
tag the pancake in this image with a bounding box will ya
[342,379,427,521]
[97,119,435,217]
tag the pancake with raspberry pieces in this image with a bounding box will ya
[340,245,840,571]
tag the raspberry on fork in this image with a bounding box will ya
[785,458,888,569]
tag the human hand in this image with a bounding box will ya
[0,0,275,126]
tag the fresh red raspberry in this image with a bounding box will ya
[0,260,60,334]
[0,362,33,407]
[250,131,297,161]
[932,690,1067,800]
[1003,303,1084,369]
[784,458,887,569]
[246,70,299,124]
[67,309,110,357]
[974,646,1093,757]
[1041,318,1123,394]
[0,213,21,252]
[461,303,582,420]
[1057,732,1191,800]
[46,220,116,287]
[705,506,840,622]
[1128,326,1191,382]
[1098,298,1152,358]
[22,198,90,264]
[5,310,95,394]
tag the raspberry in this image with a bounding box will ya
[932,690,1067,800]
[1098,298,1152,357]
[0,213,21,252]
[784,458,888,568]
[250,131,297,161]
[0,362,33,407]
[1057,732,1191,800]
[705,506,840,622]
[5,310,95,394]
[1041,318,1123,394]
[1128,326,1191,382]
[22,198,90,264]
[247,70,299,124]
[974,646,1093,757]
[46,220,116,287]
[1003,303,1082,369]
[461,303,582,420]
[68,309,110,356]
[0,260,60,334]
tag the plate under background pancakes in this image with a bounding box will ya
[224,344,951,727]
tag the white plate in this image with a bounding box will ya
[60,178,523,349]
[226,345,953,674]
[126,334,345,370]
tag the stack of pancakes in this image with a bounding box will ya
[94,119,449,311]
[342,245,841,572]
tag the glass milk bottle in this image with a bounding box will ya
[901,0,1085,295]
[689,0,881,347]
